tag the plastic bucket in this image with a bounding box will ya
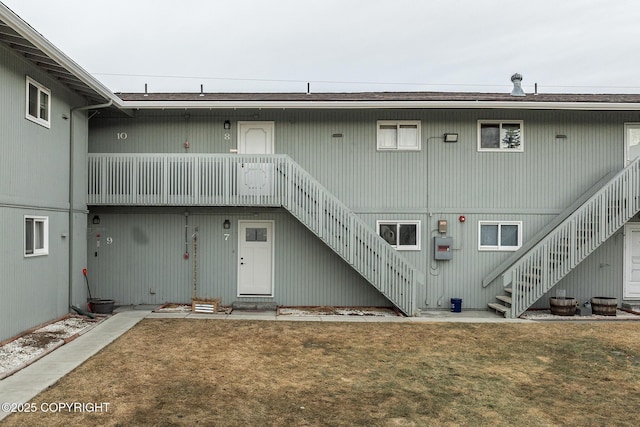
[450,298,462,313]
[88,298,115,314]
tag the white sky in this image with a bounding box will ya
[3,0,640,94]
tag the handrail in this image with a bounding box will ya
[482,169,619,288]
[87,153,421,315]
[506,156,640,318]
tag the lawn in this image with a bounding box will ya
[3,319,640,426]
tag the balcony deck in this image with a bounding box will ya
[88,154,288,206]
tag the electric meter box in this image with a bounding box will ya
[434,236,453,260]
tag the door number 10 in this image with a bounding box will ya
[116,132,128,140]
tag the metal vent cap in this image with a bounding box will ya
[510,73,526,97]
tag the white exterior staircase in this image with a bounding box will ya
[88,153,423,315]
[488,157,640,318]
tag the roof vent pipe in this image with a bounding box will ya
[510,73,526,96]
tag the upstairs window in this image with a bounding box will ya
[377,220,420,250]
[25,216,49,257]
[26,76,51,128]
[377,120,421,151]
[478,120,523,152]
[478,221,522,251]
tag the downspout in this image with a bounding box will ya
[68,99,113,310]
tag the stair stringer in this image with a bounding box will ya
[498,158,640,318]
[278,157,424,316]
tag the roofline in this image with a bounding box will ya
[0,2,121,107]
[118,99,640,111]
[5,3,640,113]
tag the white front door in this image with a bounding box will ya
[238,121,274,154]
[238,221,274,296]
[624,123,640,166]
[624,224,640,299]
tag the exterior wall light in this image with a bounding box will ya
[444,133,459,143]
[224,120,231,130]
[92,215,100,225]
[223,219,231,229]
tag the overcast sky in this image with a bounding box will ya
[3,0,640,94]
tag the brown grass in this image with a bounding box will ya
[3,320,640,426]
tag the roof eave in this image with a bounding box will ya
[118,99,640,111]
[0,3,122,107]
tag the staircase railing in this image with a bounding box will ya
[87,153,420,315]
[506,157,640,318]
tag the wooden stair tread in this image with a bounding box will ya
[496,295,512,305]
[488,302,509,315]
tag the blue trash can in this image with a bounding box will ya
[451,298,462,313]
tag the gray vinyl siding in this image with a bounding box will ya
[0,42,90,341]
[0,208,70,341]
[88,108,633,310]
[0,42,80,207]
[86,207,389,308]
[90,109,628,212]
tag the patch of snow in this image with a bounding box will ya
[521,309,640,320]
[279,307,398,317]
[155,304,192,313]
[0,316,96,379]
[36,317,91,336]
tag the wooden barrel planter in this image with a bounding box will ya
[591,297,617,316]
[549,297,577,316]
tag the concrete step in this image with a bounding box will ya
[231,301,278,311]
[488,302,509,317]
[622,302,640,313]
[504,287,512,295]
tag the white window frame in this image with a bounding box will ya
[624,122,640,166]
[376,120,421,151]
[24,215,49,257]
[477,120,523,152]
[25,76,51,128]
[478,221,522,251]
[376,220,421,251]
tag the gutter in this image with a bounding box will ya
[116,99,640,111]
[68,99,113,311]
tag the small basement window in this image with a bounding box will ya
[478,120,523,152]
[25,76,51,128]
[478,221,522,251]
[377,120,421,151]
[377,220,420,250]
[25,215,49,257]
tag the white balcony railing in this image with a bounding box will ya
[88,153,422,315]
[88,154,288,206]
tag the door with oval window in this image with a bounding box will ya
[237,121,275,196]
